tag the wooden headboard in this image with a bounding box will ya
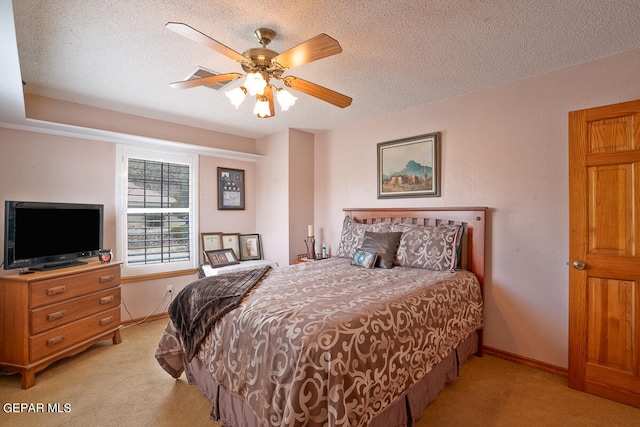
[342,207,487,293]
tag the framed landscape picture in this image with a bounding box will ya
[218,167,245,210]
[377,132,440,199]
[204,248,240,268]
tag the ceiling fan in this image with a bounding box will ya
[166,22,353,118]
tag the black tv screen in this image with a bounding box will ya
[4,201,103,271]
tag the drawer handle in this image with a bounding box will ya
[99,295,114,305]
[47,310,67,322]
[99,275,114,284]
[47,334,65,347]
[99,316,114,326]
[46,285,66,296]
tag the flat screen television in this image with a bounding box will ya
[4,201,104,271]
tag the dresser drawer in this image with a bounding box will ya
[30,265,120,308]
[31,287,121,334]
[29,306,120,362]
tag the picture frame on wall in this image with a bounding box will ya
[221,233,240,259]
[218,167,245,210]
[239,234,262,261]
[377,132,441,199]
[201,232,222,263]
[204,249,240,268]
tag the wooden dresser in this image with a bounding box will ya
[0,260,122,389]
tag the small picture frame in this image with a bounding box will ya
[222,233,240,259]
[218,167,245,210]
[201,232,223,263]
[204,249,240,268]
[239,234,262,261]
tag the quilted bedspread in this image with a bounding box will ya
[156,258,483,427]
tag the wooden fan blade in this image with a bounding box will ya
[170,73,243,89]
[166,22,249,64]
[266,86,275,117]
[283,76,352,108]
[272,34,342,70]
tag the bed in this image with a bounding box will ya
[156,207,487,427]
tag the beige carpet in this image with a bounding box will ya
[1,319,639,426]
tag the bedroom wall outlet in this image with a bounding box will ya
[166,285,173,295]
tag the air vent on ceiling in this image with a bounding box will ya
[184,67,234,90]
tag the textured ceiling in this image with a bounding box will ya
[9,0,640,139]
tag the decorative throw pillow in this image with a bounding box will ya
[336,216,390,258]
[351,248,379,269]
[393,224,462,271]
[360,231,402,269]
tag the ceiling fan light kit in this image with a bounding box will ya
[166,22,352,119]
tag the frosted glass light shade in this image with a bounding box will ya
[245,72,266,96]
[253,97,271,117]
[276,89,297,111]
[225,87,247,109]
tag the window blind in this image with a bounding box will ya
[126,159,191,265]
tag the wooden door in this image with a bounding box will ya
[568,99,640,407]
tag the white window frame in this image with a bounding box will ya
[116,145,198,277]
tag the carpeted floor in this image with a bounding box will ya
[1,318,639,426]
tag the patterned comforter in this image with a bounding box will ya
[156,258,483,427]
[168,266,271,361]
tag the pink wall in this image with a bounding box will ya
[199,155,257,250]
[256,130,290,266]
[0,99,260,320]
[288,130,315,262]
[314,48,640,369]
[256,129,315,266]
[25,94,256,154]
[0,128,117,253]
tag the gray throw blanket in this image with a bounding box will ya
[168,266,271,361]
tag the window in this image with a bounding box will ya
[116,146,198,276]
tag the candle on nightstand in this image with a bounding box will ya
[308,225,313,237]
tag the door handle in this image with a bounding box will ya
[573,260,586,270]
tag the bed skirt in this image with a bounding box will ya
[183,331,479,427]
